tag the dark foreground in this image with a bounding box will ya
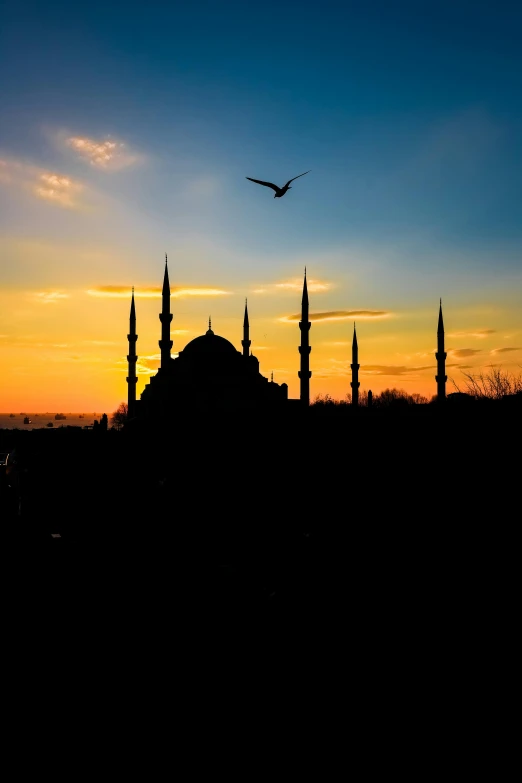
[2,402,520,610]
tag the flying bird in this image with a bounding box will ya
[246,170,311,198]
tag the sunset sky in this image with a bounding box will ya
[1,0,521,412]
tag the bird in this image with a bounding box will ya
[246,170,311,198]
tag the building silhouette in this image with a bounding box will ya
[126,260,448,417]
[127,257,288,421]
[126,286,138,420]
[436,299,447,403]
[350,323,360,407]
[298,268,311,406]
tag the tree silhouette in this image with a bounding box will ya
[111,402,128,430]
[373,388,428,407]
[450,367,522,400]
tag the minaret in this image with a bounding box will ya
[298,268,312,406]
[159,254,173,369]
[126,287,138,420]
[350,322,360,407]
[242,298,251,357]
[435,298,447,403]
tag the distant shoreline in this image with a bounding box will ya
[0,413,107,430]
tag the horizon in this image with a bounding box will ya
[1,0,521,412]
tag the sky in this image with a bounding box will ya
[1,0,521,412]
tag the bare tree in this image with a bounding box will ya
[450,367,522,400]
[358,390,370,407]
[312,393,340,406]
[111,402,128,430]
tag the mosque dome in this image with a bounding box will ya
[182,325,238,357]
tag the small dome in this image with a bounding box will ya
[183,330,238,357]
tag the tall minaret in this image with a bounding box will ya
[435,298,447,402]
[350,322,360,407]
[242,298,251,357]
[298,268,312,406]
[159,254,173,370]
[126,287,138,420]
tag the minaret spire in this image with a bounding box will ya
[242,298,251,358]
[350,322,360,407]
[435,298,447,403]
[127,286,138,420]
[159,255,173,369]
[298,268,311,406]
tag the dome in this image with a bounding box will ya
[182,327,238,357]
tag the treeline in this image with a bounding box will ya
[312,367,522,408]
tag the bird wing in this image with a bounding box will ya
[246,177,280,193]
[284,170,311,188]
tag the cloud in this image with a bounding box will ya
[279,310,390,323]
[314,359,438,380]
[34,172,84,207]
[490,347,521,354]
[87,285,231,298]
[65,135,139,170]
[275,278,331,293]
[448,329,496,339]
[0,158,85,209]
[362,364,434,376]
[450,348,482,358]
[116,352,173,375]
[136,353,161,375]
[31,291,70,304]
[313,366,351,378]
[83,340,117,346]
[323,341,351,347]
[252,277,331,295]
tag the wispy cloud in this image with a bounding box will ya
[450,348,482,358]
[313,366,350,379]
[253,277,331,295]
[87,285,232,298]
[490,347,521,354]
[362,364,434,376]
[31,290,70,304]
[323,341,351,347]
[448,329,496,339]
[279,310,390,323]
[136,353,161,375]
[115,352,172,375]
[35,172,84,207]
[65,135,139,170]
[83,340,117,346]
[275,278,331,293]
[0,158,85,209]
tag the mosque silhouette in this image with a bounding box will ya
[125,256,448,422]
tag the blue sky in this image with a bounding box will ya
[1,0,521,408]
[3,0,522,253]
